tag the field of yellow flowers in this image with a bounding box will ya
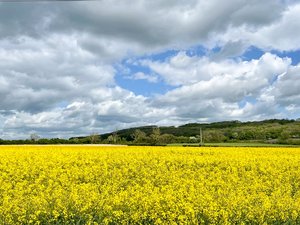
[1,145,300,224]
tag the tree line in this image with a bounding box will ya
[1,119,300,145]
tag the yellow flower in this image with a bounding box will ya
[0,145,300,224]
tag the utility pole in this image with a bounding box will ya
[199,127,203,146]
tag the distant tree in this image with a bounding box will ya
[81,137,92,144]
[70,138,79,144]
[189,136,198,143]
[266,128,281,139]
[37,138,50,145]
[175,136,190,143]
[278,130,290,143]
[89,133,100,144]
[226,131,238,141]
[150,127,161,145]
[107,135,114,143]
[107,132,119,144]
[132,129,147,143]
[159,134,175,144]
[112,132,119,143]
[30,133,40,142]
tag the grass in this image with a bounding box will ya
[167,142,300,147]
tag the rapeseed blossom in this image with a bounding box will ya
[0,146,300,224]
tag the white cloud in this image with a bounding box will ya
[126,72,158,83]
[255,3,300,51]
[0,0,291,53]
[263,65,300,106]
[142,52,290,87]
[150,52,293,121]
[1,84,177,139]
[0,35,115,112]
[1,51,299,139]
[220,3,300,51]
[1,1,300,139]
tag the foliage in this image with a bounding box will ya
[89,133,101,144]
[131,129,148,143]
[1,119,300,145]
[97,119,300,145]
[1,146,300,224]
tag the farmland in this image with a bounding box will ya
[1,146,300,224]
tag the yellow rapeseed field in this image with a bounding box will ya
[0,146,300,224]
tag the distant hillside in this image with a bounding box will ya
[1,119,299,145]
[72,119,300,145]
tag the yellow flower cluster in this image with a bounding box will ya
[0,146,300,224]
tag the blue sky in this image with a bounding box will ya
[117,45,300,98]
[0,0,300,139]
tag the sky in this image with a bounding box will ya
[1,0,300,139]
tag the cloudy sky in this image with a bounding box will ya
[1,0,300,139]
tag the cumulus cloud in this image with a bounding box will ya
[2,87,177,139]
[0,35,115,113]
[264,66,300,106]
[149,52,294,121]
[220,3,300,51]
[141,51,290,87]
[1,0,300,139]
[125,72,158,83]
[0,0,290,52]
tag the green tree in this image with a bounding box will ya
[150,127,161,145]
[89,133,100,144]
[107,132,119,144]
[132,129,147,143]
[278,130,290,143]
[159,134,175,144]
